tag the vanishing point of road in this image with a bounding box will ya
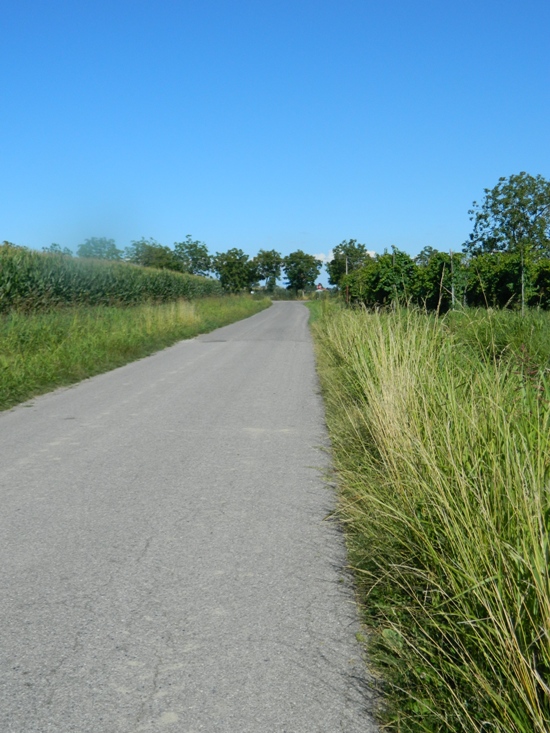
[0,302,377,732]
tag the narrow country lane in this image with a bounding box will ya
[0,302,377,733]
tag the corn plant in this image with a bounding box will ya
[0,243,222,313]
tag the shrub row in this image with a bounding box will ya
[342,248,550,311]
[0,243,222,312]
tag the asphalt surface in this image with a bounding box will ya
[0,301,377,732]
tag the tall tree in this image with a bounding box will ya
[77,237,123,260]
[283,250,322,292]
[326,239,370,287]
[173,235,212,276]
[253,249,283,291]
[212,248,258,292]
[464,172,550,312]
[464,173,550,257]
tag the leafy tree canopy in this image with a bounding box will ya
[77,237,123,260]
[212,248,258,292]
[42,243,73,256]
[125,238,178,270]
[464,172,550,258]
[253,249,283,291]
[326,239,371,286]
[173,235,212,276]
[283,250,322,292]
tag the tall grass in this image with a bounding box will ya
[312,306,550,732]
[0,296,270,410]
[0,243,222,312]
[445,307,550,371]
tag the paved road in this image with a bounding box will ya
[0,302,377,732]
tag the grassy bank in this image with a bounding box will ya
[0,296,270,410]
[310,304,550,732]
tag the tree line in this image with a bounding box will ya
[42,237,323,294]
[333,172,550,311]
[33,171,550,307]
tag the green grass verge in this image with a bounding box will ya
[304,295,343,324]
[310,305,550,733]
[0,296,270,410]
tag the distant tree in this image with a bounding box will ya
[253,249,283,291]
[42,243,73,256]
[125,238,178,270]
[173,235,212,276]
[326,239,371,287]
[414,246,438,267]
[283,250,323,292]
[212,248,258,292]
[77,237,123,260]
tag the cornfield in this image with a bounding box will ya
[0,243,222,312]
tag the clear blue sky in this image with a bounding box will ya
[2,0,549,279]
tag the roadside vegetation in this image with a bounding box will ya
[310,173,550,731]
[0,239,322,413]
[330,174,550,313]
[5,231,325,298]
[0,242,222,312]
[310,301,550,732]
[0,296,270,411]
[0,241,270,410]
